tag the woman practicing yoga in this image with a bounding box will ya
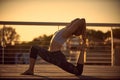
[22,18,86,76]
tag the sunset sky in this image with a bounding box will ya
[0,0,120,41]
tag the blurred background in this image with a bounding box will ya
[0,0,120,66]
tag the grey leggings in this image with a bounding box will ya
[30,46,83,75]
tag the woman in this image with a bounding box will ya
[22,18,86,76]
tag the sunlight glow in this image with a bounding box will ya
[0,0,119,41]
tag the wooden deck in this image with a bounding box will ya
[0,64,120,80]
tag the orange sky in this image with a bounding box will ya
[0,0,119,41]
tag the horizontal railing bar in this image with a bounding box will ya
[0,21,120,27]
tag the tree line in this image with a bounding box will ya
[0,26,120,47]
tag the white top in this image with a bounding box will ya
[49,28,67,52]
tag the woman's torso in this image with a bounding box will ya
[49,28,67,52]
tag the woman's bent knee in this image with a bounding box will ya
[30,46,39,59]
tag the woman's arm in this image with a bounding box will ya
[62,18,85,38]
[82,22,87,51]
[77,20,87,51]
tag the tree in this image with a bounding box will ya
[32,34,53,49]
[113,28,120,39]
[104,31,111,39]
[0,26,20,46]
[87,29,105,41]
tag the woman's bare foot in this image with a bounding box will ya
[21,69,34,75]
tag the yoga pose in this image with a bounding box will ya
[22,18,86,76]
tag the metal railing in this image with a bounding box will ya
[0,21,120,26]
[0,21,120,66]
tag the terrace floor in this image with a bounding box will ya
[0,64,120,80]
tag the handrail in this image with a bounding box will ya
[0,21,120,27]
[0,21,120,65]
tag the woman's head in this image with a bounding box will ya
[73,28,83,36]
[73,19,86,36]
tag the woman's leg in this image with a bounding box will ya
[41,50,84,76]
[22,46,84,75]
[54,51,83,75]
[22,46,40,75]
[21,58,35,75]
[22,45,58,75]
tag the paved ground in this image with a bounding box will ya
[0,64,120,80]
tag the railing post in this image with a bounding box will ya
[111,27,114,66]
[1,25,5,64]
[58,25,59,30]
